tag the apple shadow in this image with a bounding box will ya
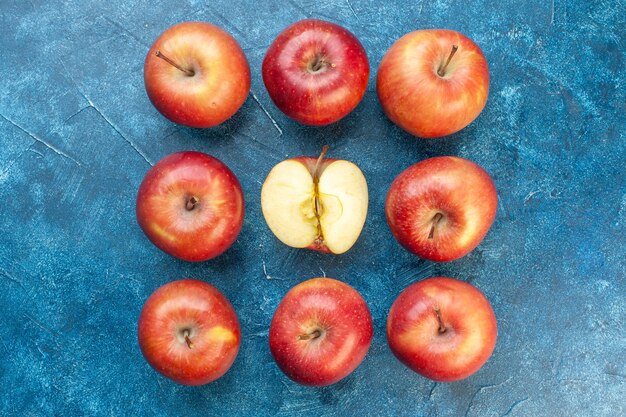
[135,245,248,302]
[391,122,468,162]
[169,95,260,151]
[288,110,362,152]
[316,373,358,404]
[181,110,250,142]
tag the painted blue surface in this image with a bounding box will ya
[0,0,624,416]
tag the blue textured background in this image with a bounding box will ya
[1,0,624,416]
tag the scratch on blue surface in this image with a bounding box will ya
[101,15,149,47]
[285,0,311,18]
[501,397,530,417]
[23,313,57,337]
[250,92,283,136]
[55,59,155,166]
[345,0,359,19]
[463,377,513,417]
[0,269,24,288]
[0,113,82,166]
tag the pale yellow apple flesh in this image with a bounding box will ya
[261,159,368,254]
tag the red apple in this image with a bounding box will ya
[387,277,497,382]
[386,156,497,262]
[136,151,244,262]
[269,278,373,386]
[138,279,241,385]
[144,22,250,128]
[377,29,489,138]
[261,146,368,254]
[262,19,369,126]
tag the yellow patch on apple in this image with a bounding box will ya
[206,326,237,344]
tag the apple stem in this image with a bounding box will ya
[309,54,334,73]
[186,196,199,211]
[437,45,458,77]
[183,329,194,349]
[298,329,322,341]
[155,50,195,77]
[310,56,324,72]
[434,308,447,334]
[428,213,444,240]
[313,145,330,183]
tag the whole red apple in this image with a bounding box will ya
[387,277,497,382]
[136,151,244,262]
[269,278,373,386]
[386,156,497,262]
[144,22,250,128]
[262,19,369,126]
[377,29,489,138]
[138,279,241,385]
[261,146,368,254]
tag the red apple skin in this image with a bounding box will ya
[136,151,244,262]
[387,277,497,382]
[262,19,369,126]
[386,156,497,262]
[144,22,250,128]
[377,29,489,138]
[138,279,241,386]
[269,278,373,386]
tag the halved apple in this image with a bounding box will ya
[261,147,368,254]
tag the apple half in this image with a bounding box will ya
[261,147,368,254]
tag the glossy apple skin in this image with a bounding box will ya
[136,151,244,262]
[377,29,489,138]
[138,279,241,386]
[387,277,497,382]
[269,278,373,386]
[386,156,497,262]
[262,19,369,126]
[144,22,250,128]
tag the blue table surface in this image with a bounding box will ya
[1,1,624,416]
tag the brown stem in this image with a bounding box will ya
[183,329,194,349]
[155,50,195,76]
[437,45,458,77]
[186,196,199,211]
[313,145,330,185]
[311,56,323,72]
[434,308,447,334]
[298,329,322,341]
[310,54,332,72]
[428,212,444,240]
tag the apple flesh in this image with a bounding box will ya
[387,277,497,382]
[136,151,244,262]
[269,277,373,386]
[144,21,250,128]
[386,156,497,262]
[261,147,368,254]
[262,19,369,125]
[138,279,241,386]
[377,29,489,138]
